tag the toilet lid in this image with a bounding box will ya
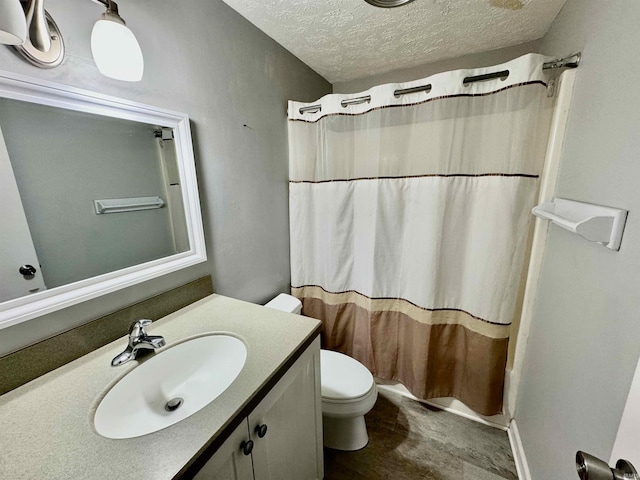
[321,350,374,401]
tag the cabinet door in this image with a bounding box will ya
[193,420,254,480]
[249,337,323,480]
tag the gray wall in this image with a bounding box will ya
[333,40,541,94]
[0,99,175,289]
[515,1,640,479]
[0,0,330,356]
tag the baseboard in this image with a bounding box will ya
[503,367,515,419]
[375,380,510,430]
[508,419,532,480]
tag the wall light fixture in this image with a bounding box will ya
[0,0,28,45]
[0,0,144,82]
[91,0,143,81]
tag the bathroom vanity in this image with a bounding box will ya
[0,294,323,480]
[192,336,322,480]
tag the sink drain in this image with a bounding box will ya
[165,397,184,412]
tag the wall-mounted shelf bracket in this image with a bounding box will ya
[532,198,627,251]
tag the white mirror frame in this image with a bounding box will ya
[0,70,207,330]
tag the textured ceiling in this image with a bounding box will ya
[221,0,566,83]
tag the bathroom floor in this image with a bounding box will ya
[324,388,518,480]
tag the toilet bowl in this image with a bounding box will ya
[265,293,377,451]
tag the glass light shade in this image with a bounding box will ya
[91,19,143,82]
[0,0,27,45]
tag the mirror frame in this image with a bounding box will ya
[0,70,207,330]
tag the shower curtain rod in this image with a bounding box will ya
[542,52,581,71]
[298,53,581,115]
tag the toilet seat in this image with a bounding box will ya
[320,350,377,418]
[321,350,374,401]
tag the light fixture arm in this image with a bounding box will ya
[12,0,64,68]
[91,0,125,25]
[25,0,51,52]
[104,0,119,16]
[92,0,116,8]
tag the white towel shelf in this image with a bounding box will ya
[532,198,627,251]
[94,196,165,215]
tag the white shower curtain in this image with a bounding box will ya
[287,54,554,415]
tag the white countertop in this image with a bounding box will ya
[0,294,321,480]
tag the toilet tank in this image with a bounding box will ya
[264,293,302,315]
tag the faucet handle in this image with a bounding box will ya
[129,319,153,337]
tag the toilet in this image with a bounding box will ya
[265,293,377,451]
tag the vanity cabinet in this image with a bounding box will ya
[193,337,323,480]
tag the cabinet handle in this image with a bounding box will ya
[19,265,37,277]
[255,424,268,438]
[240,439,254,456]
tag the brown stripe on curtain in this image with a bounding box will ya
[300,295,509,416]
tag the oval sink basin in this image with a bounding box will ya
[94,334,247,439]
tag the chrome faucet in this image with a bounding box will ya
[111,319,166,367]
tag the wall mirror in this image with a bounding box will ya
[0,70,206,330]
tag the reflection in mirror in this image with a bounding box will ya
[0,72,206,329]
[0,99,190,303]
